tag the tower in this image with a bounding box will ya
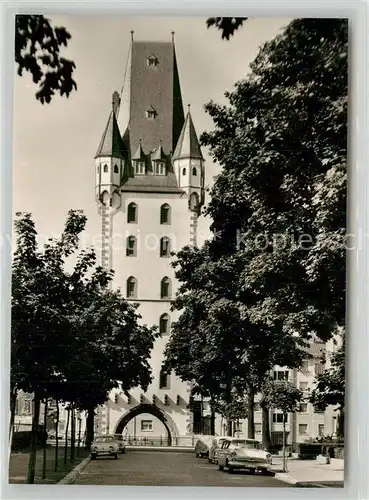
[94,34,205,441]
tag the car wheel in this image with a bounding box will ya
[114,453,118,459]
[249,468,256,475]
[91,454,96,460]
[228,467,234,474]
[208,457,212,463]
[195,453,199,458]
[218,464,224,471]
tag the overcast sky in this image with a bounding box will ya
[13,16,291,244]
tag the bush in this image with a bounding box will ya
[298,443,322,460]
[12,427,47,452]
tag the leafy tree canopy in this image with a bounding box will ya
[206,17,248,40]
[15,14,77,103]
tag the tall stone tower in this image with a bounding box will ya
[94,34,205,442]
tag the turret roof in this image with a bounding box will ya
[172,106,203,161]
[151,143,166,161]
[132,140,145,160]
[95,107,125,159]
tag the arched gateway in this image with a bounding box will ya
[114,404,180,446]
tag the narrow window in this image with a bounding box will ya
[154,161,166,175]
[127,276,137,298]
[159,370,169,389]
[114,164,119,174]
[126,236,137,257]
[159,313,170,335]
[134,161,145,175]
[160,237,170,257]
[182,167,187,175]
[127,202,137,223]
[160,277,171,299]
[192,167,197,176]
[160,204,171,224]
[103,164,108,173]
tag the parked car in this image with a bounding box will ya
[217,438,272,474]
[90,435,119,460]
[195,435,214,458]
[111,434,125,454]
[208,437,227,464]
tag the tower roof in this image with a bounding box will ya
[173,107,203,161]
[95,105,126,159]
[151,143,166,161]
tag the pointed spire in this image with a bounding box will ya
[130,30,134,42]
[151,141,166,161]
[95,106,125,159]
[112,91,120,116]
[172,106,203,161]
[171,31,175,43]
[132,139,145,160]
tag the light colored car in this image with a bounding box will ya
[208,437,227,464]
[90,435,119,460]
[111,434,125,453]
[195,435,215,458]
[217,438,272,474]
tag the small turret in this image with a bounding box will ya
[172,105,204,212]
[95,92,126,207]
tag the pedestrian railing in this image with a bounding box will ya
[122,436,196,447]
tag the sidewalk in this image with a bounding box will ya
[271,457,344,487]
[8,446,89,484]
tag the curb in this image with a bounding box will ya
[57,456,90,485]
[274,472,298,485]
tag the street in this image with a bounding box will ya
[73,450,291,487]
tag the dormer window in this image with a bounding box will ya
[147,55,158,67]
[146,105,157,120]
[154,161,166,176]
[134,161,145,175]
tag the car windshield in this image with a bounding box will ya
[233,440,261,450]
[95,437,114,443]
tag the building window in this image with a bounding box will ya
[126,236,137,257]
[255,423,262,433]
[127,202,137,223]
[23,400,32,415]
[272,413,288,424]
[114,164,119,174]
[314,362,325,376]
[192,166,197,176]
[234,421,243,433]
[146,108,157,119]
[160,204,171,224]
[103,164,108,173]
[182,167,186,175]
[299,424,308,435]
[314,403,325,413]
[147,55,158,67]
[134,161,145,175]
[300,360,309,372]
[299,403,308,413]
[141,420,153,431]
[273,370,289,381]
[160,237,170,257]
[160,277,171,299]
[126,276,137,298]
[299,381,309,390]
[154,161,166,175]
[159,313,170,335]
[318,424,325,437]
[159,370,169,389]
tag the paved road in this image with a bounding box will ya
[73,450,291,487]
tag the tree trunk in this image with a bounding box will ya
[226,419,233,437]
[85,406,95,449]
[54,401,59,472]
[27,393,41,484]
[64,408,70,465]
[77,414,82,457]
[70,407,75,462]
[210,412,215,436]
[9,389,17,460]
[337,408,344,439]
[282,413,287,472]
[262,407,272,451]
[42,399,48,479]
[247,386,255,439]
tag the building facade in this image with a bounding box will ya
[93,35,205,442]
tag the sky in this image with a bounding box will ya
[13,16,291,245]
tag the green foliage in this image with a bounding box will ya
[206,17,248,40]
[211,396,248,421]
[15,15,77,103]
[310,331,345,410]
[261,379,303,414]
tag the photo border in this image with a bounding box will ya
[1,1,367,499]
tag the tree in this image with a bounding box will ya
[15,15,77,103]
[310,330,345,438]
[206,17,248,40]
[262,380,302,471]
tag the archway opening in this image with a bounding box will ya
[114,404,178,447]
